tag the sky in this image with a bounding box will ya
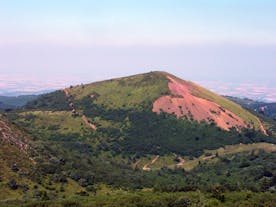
[0,0,275,101]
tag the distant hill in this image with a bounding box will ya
[0,89,54,97]
[0,95,37,111]
[225,96,276,120]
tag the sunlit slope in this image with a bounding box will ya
[68,72,170,110]
[158,72,263,131]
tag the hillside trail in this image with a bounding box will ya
[202,155,215,160]
[142,155,159,171]
[257,118,268,136]
[82,115,97,130]
[63,89,96,131]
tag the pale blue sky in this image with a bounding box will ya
[1,0,276,45]
[0,0,275,95]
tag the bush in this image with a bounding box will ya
[172,196,191,207]
[8,179,17,190]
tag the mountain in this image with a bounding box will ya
[25,71,266,131]
[0,90,54,97]
[1,71,276,206]
[0,102,14,111]
[19,71,272,155]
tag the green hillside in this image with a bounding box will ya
[14,72,273,157]
[69,71,170,110]
[1,72,276,205]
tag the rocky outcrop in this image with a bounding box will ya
[0,119,28,151]
[153,75,248,131]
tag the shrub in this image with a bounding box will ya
[8,179,17,190]
[172,196,191,207]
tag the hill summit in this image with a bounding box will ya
[19,71,270,157]
[62,71,265,133]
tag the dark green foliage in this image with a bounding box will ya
[11,163,19,172]
[24,90,70,111]
[77,96,129,122]
[32,189,49,200]
[1,191,276,207]
[194,152,276,192]
[8,179,17,190]
[64,97,275,157]
[122,111,244,156]
[6,98,276,193]
[61,200,81,207]
[86,107,271,156]
[172,196,191,207]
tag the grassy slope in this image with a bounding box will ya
[15,111,89,137]
[0,117,89,201]
[69,71,170,110]
[1,191,275,207]
[181,142,276,171]
[135,142,276,171]
[0,117,36,200]
[0,116,34,180]
[0,142,36,201]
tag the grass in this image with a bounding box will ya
[0,177,86,202]
[137,142,276,171]
[0,117,36,199]
[181,142,276,171]
[136,154,176,170]
[68,71,170,110]
[15,111,89,136]
[0,191,275,207]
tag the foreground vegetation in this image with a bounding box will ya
[1,191,275,207]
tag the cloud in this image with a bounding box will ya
[196,81,276,102]
[0,74,88,95]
